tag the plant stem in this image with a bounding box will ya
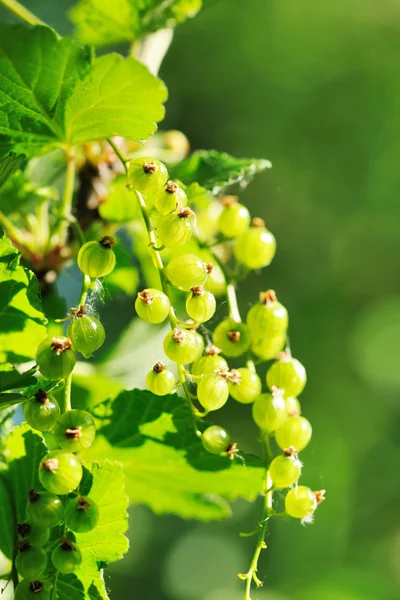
[78,274,91,306]
[131,28,174,75]
[56,150,76,244]
[227,282,241,323]
[107,138,129,174]
[0,0,46,25]
[60,373,72,413]
[49,569,59,600]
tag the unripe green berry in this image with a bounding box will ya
[252,389,287,432]
[228,368,261,404]
[217,196,250,238]
[17,522,50,548]
[157,207,194,247]
[247,290,288,348]
[191,346,228,377]
[36,336,76,380]
[285,396,301,417]
[163,329,200,364]
[154,180,187,215]
[234,218,276,269]
[77,237,116,278]
[165,254,211,290]
[146,362,176,395]
[67,313,105,358]
[135,288,171,323]
[15,543,47,580]
[64,496,100,533]
[186,286,216,323]
[52,538,82,574]
[269,452,302,489]
[213,318,251,357]
[127,157,168,196]
[15,579,51,600]
[24,389,60,432]
[275,416,312,452]
[285,486,317,519]
[201,425,230,454]
[26,490,64,528]
[197,371,229,412]
[38,450,83,495]
[266,353,307,397]
[53,409,96,453]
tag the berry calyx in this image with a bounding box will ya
[15,579,50,600]
[197,370,230,412]
[38,451,83,495]
[157,207,194,247]
[268,454,302,489]
[228,367,262,404]
[218,196,250,238]
[51,537,82,574]
[64,496,100,533]
[252,388,287,432]
[163,328,201,364]
[266,352,307,398]
[234,218,276,269]
[127,157,168,197]
[165,254,210,290]
[26,489,64,528]
[186,286,216,323]
[135,288,171,324]
[201,425,231,454]
[285,486,317,519]
[17,522,50,547]
[275,416,312,452]
[77,237,116,278]
[36,336,76,380]
[24,390,60,432]
[53,409,96,452]
[67,313,106,358]
[213,318,251,357]
[146,362,176,395]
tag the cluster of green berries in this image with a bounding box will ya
[16,392,100,597]
[126,156,325,522]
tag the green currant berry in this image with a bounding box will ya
[64,496,100,533]
[275,416,312,452]
[228,368,261,404]
[67,314,106,358]
[285,396,301,417]
[157,207,194,248]
[266,353,307,397]
[36,336,76,380]
[26,489,64,528]
[191,330,205,360]
[252,333,287,361]
[15,542,47,580]
[24,389,60,432]
[201,425,230,454]
[155,180,187,215]
[233,217,276,269]
[213,318,251,358]
[146,362,176,395]
[52,538,82,574]
[195,200,223,242]
[196,249,226,297]
[135,288,171,323]
[186,286,216,323]
[127,157,168,196]
[247,290,288,347]
[15,580,51,600]
[53,410,96,453]
[285,486,317,519]
[197,371,229,412]
[17,522,50,547]
[163,329,200,364]
[217,196,250,238]
[269,452,302,489]
[39,451,83,495]
[165,253,211,290]
[191,346,228,377]
[252,390,287,432]
[77,237,116,278]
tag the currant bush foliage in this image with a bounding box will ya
[0,3,325,598]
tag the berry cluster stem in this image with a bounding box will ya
[56,150,77,244]
[227,283,241,323]
[0,0,46,26]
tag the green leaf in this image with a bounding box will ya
[0,476,14,560]
[0,365,37,393]
[56,575,85,600]
[0,169,58,219]
[65,53,167,144]
[88,389,265,521]
[170,150,272,193]
[0,229,47,363]
[69,0,202,48]
[0,25,93,156]
[0,152,25,189]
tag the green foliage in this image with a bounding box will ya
[0,229,47,363]
[170,150,272,193]
[0,25,166,156]
[0,151,25,189]
[90,389,265,520]
[69,0,202,47]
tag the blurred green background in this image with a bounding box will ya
[3,0,400,598]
